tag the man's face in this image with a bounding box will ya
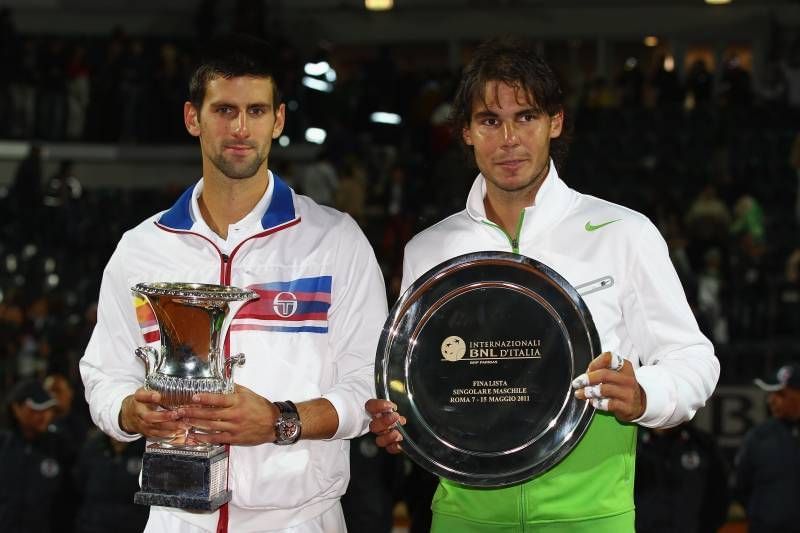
[12,403,54,438]
[184,75,285,181]
[44,376,73,415]
[462,81,562,199]
[767,387,800,421]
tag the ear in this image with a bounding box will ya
[549,110,564,139]
[184,101,201,137]
[462,126,474,146]
[272,103,286,139]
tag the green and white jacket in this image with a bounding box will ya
[400,162,719,530]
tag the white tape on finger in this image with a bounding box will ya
[609,352,625,372]
[591,398,610,411]
[583,384,602,399]
[571,373,590,389]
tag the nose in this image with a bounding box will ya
[501,122,519,146]
[232,112,249,138]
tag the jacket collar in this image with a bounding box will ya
[157,172,297,232]
[465,160,573,236]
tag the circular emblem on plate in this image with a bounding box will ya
[441,336,466,361]
[375,251,600,487]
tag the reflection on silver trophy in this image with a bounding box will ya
[131,282,258,511]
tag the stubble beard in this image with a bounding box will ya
[210,147,268,180]
[492,158,550,196]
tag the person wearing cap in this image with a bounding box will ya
[0,379,76,533]
[735,362,800,533]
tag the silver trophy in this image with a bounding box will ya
[131,282,258,511]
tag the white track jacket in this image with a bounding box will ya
[401,164,719,429]
[80,173,387,531]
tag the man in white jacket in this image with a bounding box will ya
[80,35,387,533]
[367,37,719,532]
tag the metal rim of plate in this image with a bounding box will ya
[375,251,600,487]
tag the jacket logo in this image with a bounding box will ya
[273,292,298,318]
[585,219,621,232]
[233,276,332,334]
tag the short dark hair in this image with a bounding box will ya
[451,36,570,169]
[188,34,282,110]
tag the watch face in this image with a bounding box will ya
[278,419,300,442]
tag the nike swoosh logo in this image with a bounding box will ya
[585,219,621,232]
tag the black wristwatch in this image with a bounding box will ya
[273,401,302,445]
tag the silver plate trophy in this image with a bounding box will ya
[376,252,600,487]
[131,282,258,511]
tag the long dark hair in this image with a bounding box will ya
[450,36,571,170]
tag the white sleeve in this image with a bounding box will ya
[321,217,388,439]
[623,221,720,428]
[79,240,145,442]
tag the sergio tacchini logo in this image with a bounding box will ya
[585,219,621,232]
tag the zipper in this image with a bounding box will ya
[481,209,526,253]
[220,253,230,284]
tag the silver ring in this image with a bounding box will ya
[609,352,625,372]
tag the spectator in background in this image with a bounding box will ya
[697,247,728,344]
[301,150,339,206]
[74,432,149,533]
[790,132,800,224]
[44,372,91,447]
[10,143,43,214]
[0,379,75,533]
[684,183,731,268]
[635,423,731,533]
[735,362,800,533]
[9,37,39,139]
[335,159,367,226]
[37,37,67,140]
[686,59,714,109]
[65,44,91,141]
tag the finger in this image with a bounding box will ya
[177,405,229,420]
[182,419,241,434]
[585,368,632,387]
[369,412,400,434]
[191,393,235,407]
[591,398,610,411]
[587,352,625,373]
[582,384,603,399]
[572,373,589,389]
[375,429,403,449]
[608,352,625,372]
[191,431,233,445]
[142,407,182,422]
[146,428,189,439]
[386,442,403,454]
[366,399,397,415]
[134,389,161,404]
[587,382,631,402]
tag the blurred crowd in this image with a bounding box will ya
[0,5,799,532]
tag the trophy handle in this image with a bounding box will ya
[135,346,160,377]
[223,353,246,385]
[226,353,246,370]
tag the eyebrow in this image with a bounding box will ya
[209,102,273,110]
[472,108,539,119]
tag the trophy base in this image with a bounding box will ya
[135,442,231,511]
[134,489,232,511]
